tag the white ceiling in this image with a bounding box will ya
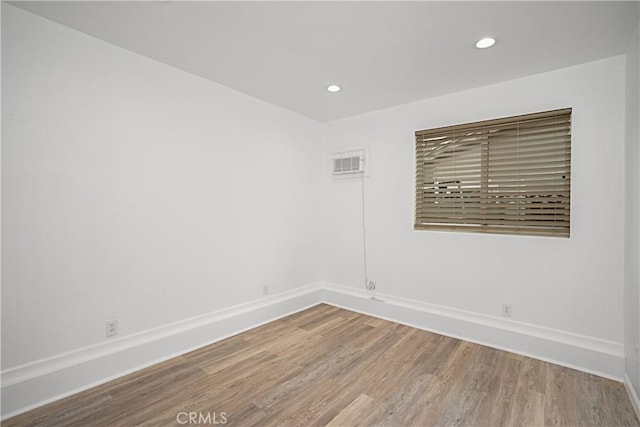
[9,1,640,122]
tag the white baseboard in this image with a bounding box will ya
[319,282,624,381]
[624,373,640,422]
[0,283,322,420]
[1,280,626,420]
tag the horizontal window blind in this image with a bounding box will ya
[415,108,571,237]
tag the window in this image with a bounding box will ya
[415,108,571,237]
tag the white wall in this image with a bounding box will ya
[1,4,322,369]
[323,56,626,344]
[624,18,640,400]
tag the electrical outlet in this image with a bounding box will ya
[501,304,512,317]
[106,319,118,337]
[263,285,269,296]
[367,280,376,290]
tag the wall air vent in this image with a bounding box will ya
[332,149,367,176]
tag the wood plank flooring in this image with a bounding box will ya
[4,304,639,426]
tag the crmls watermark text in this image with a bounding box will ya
[176,411,227,425]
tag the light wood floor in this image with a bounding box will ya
[5,304,639,426]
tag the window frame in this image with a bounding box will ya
[414,108,572,238]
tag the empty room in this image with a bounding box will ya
[2,1,640,426]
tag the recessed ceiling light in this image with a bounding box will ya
[476,37,496,49]
[326,84,342,93]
